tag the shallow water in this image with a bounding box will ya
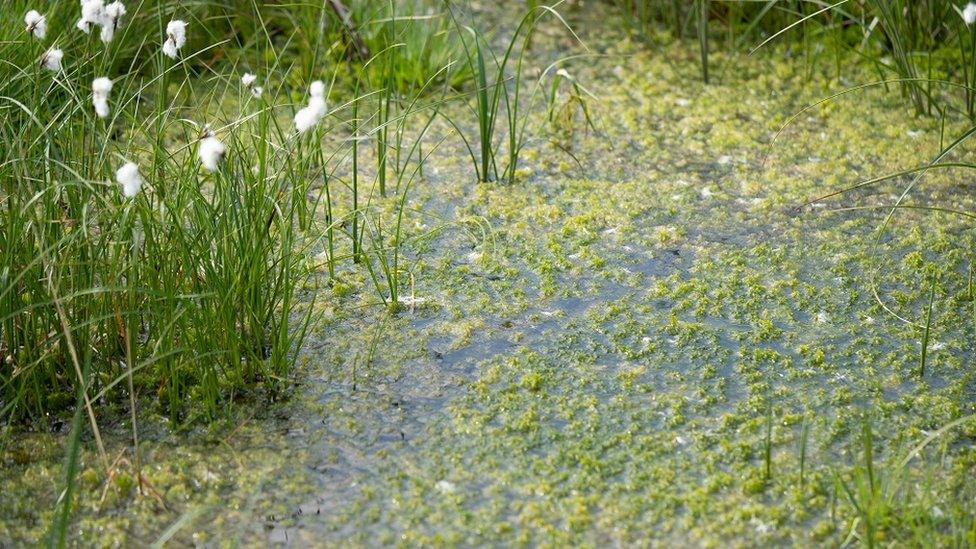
[4,5,976,547]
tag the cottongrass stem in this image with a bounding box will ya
[92,77,113,119]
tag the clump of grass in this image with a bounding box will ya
[861,0,954,116]
[0,2,342,427]
[269,0,468,93]
[360,63,448,307]
[444,1,585,184]
[0,0,476,430]
[608,0,826,83]
[834,415,976,547]
[610,0,976,118]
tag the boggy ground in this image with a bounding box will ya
[3,7,976,547]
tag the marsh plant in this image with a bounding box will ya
[3,0,586,449]
[1,0,485,540]
[444,0,585,184]
[2,1,976,547]
[1,2,324,429]
[834,416,976,547]
[611,0,976,119]
[0,0,506,425]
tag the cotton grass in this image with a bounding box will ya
[294,80,327,133]
[4,3,401,530]
[77,0,104,34]
[163,20,187,59]
[965,3,976,26]
[41,48,63,72]
[100,1,127,43]
[116,161,143,198]
[198,127,226,172]
[242,72,263,98]
[24,10,46,39]
[92,77,113,118]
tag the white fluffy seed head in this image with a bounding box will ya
[965,3,976,25]
[25,10,42,25]
[294,98,327,134]
[162,39,178,59]
[42,48,64,72]
[295,81,328,134]
[105,1,126,20]
[99,2,126,43]
[92,77,113,118]
[93,76,113,95]
[242,73,257,88]
[251,86,263,99]
[166,20,187,42]
[163,20,187,58]
[167,20,187,44]
[198,132,226,172]
[309,80,325,98]
[77,0,105,33]
[82,0,105,16]
[116,162,143,198]
[25,10,47,39]
[93,98,109,118]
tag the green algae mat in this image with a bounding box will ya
[4,19,976,549]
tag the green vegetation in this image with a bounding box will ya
[2,0,976,546]
[613,0,976,119]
